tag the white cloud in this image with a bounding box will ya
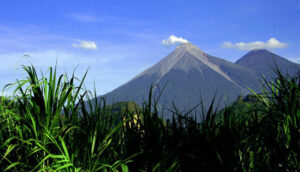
[222,37,288,50]
[162,35,189,45]
[68,13,101,23]
[0,45,153,96]
[287,57,300,64]
[72,40,98,50]
[0,50,97,72]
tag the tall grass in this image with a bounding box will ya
[0,65,131,171]
[0,64,299,171]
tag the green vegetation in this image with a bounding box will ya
[0,64,299,171]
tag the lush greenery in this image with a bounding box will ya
[0,65,299,171]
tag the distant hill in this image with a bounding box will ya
[100,43,293,118]
[236,49,300,81]
[215,94,264,121]
[109,101,142,114]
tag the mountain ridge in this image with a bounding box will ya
[236,48,300,81]
[101,43,300,118]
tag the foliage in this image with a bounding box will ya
[0,64,299,171]
[0,65,131,171]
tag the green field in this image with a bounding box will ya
[0,65,299,171]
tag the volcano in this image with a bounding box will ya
[236,49,300,81]
[103,43,290,116]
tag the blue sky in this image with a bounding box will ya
[0,0,300,95]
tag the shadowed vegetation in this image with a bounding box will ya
[0,64,299,171]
